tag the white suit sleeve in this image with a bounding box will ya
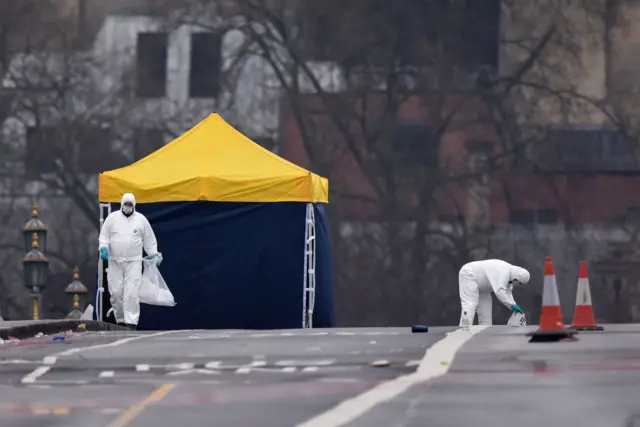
[505,282,517,306]
[486,268,513,309]
[141,216,158,256]
[98,214,112,250]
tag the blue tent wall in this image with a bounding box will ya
[102,201,334,330]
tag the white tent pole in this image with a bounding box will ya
[97,203,111,321]
[302,204,310,327]
[308,204,316,328]
[302,203,317,328]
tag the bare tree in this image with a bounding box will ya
[157,0,640,326]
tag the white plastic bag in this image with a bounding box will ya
[139,255,176,307]
[80,304,94,320]
[507,312,527,327]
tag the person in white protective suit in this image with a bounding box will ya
[98,193,161,330]
[458,259,530,327]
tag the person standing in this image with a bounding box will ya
[98,193,161,329]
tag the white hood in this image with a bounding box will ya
[510,266,530,285]
[121,193,136,212]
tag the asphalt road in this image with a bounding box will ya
[2,324,639,427]
[0,326,449,427]
[347,324,640,427]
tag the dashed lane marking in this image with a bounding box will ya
[21,366,51,384]
[20,330,183,385]
[99,371,115,378]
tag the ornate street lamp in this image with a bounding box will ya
[22,201,48,254]
[22,233,49,320]
[65,266,88,319]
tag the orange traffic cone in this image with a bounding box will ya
[527,257,577,342]
[570,261,604,331]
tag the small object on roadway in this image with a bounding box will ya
[411,325,429,333]
[371,360,391,367]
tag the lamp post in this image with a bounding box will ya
[22,201,48,253]
[22,233,49,320]
[65,266,88,319]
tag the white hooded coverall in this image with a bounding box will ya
[458,259,530,327]
[98,193,158,325]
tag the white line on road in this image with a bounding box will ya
[56,330,180,357]
[405,360,420,367]
[295,325,489,427]
[0,359,40,365]
[302,367,319,372]
[42,356,57,365]
[21,366,50,384]
[281,367,297,373]
[99,370,115,378]
[136,364,150,372]
[20,330,182,385]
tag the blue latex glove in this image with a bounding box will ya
[99,248,109,261]
[511,304,524,314]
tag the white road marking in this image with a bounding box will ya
[42,356,57,365]
[21,366,51,384]
[275,359,335,367]
[235,367,252,374]
[99,371,115,378]
[56,330,180,357]
[319,378,359,383]
[136,364,150,372]
[295,325,489,427]
[20,330,182,385]
[205,360,267,370]
[336,332,355,336]
[0,359,40,365]
[281,367,297,373]
[303,367,319,372]
[167,369,217,376]
[405,360,421,367]
[168,363,195,370]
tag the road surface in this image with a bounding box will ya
[0,327,447,426]
[0,325,639,426]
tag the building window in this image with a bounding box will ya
[25,126,61,179]
[537,129,639,173]
[189,32,222,98]
[136,32,168,98]
[392,121,438,167]
[77,126,126,173]
[510,209,558,225]
[134,128,165,160]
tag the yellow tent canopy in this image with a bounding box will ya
[99,114,329,204]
